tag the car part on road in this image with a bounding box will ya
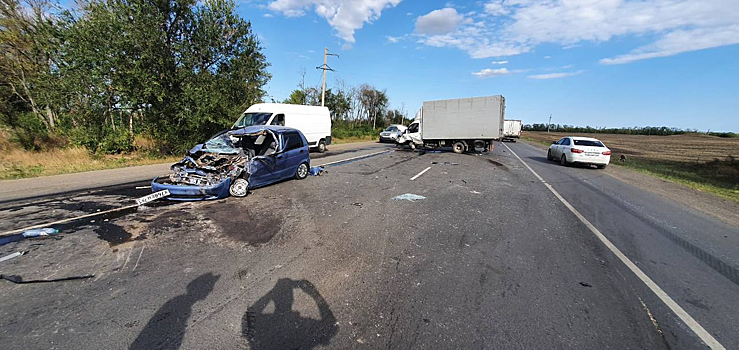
[392,193,426,202]
[0,251,25,263]
[22,228,59,238]
[309,166,325,176]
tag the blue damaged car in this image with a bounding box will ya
[151,126,311,200]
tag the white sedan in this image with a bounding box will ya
[547,136,611,169]
[379,124,407,143]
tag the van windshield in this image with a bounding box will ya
[233,112,272,128]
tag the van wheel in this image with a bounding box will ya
[318,140,327,153]
[452,141,465,154]
[229,178,249,197]
[295,163,309,180]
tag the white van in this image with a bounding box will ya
[232,103,332,152]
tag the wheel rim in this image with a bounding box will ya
[298,164,308,178]
[319,142,325,152]
[560,155,566,165]
[230,178,248,197]
[454,143,464,153]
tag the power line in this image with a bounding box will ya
[316,47,339,106]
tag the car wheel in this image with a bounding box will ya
[597,164,607,169]
[295,163,309,180]
[547,150,553,161]
[452,141,465,154]
[560,154,568,166]
[229,178,249,197]
[318,140,327,153]
[409,142,416,151]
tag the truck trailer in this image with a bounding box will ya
[397,95,505,153]
[502,119,522,142]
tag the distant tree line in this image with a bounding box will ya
[280,77,413,136]
[0,0,270,154]
[523,124,737,138]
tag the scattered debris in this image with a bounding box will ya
[620,155,627,162]
[392,194,426,202]
[579,281,592,287]
[135,185,152,189]
[310,166,325,176]
[0,251,25,263]
[0,273,94,284]
[22,228,59,238]
[351,202,363,207]
[470,190,481,194]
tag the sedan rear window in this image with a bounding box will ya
[573,140,605,147]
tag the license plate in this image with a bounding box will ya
[586,152,599,156]
[136,190,170,205]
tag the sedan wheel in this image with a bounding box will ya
[547,150,553,161]
[296,163,309,180]
[229,178,249,197]
[560,154,568,166]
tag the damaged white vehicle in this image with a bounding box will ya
[151,126,311,200]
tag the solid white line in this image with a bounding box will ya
[315,149,392,167]
[410,166,431,181]
[502,142,725,350]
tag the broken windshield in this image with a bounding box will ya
[234,112,273,128]
[203,132,240,153]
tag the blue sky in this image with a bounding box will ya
[241,0,738,131]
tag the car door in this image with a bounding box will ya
[552,138,564,157]
[275,131,307,180]
[560,138,571,158]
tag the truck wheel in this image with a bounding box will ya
[318,140,327,153]
[452,141,465,154]
[229,178,249,197]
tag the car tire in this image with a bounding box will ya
[409,142,416,151]
[295,163,309,180]
[229,178,249,197]
[318,140,327,153]
[547,150,553,161]
[452,141,465,154]
[560,154,568,166]
[597,164,607,169]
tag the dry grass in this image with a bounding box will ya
[0,146,179,180]
[332,135,378,144]
[522,131,739,202]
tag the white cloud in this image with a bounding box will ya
[387,36,400,43]
[414,1,739,63]
[601,25,739,64]
[267,0,401,43]
[415,8,464,35]
[543,55,551,59]
[491,60,508,64]
[528,70,585,80]
[473,67,524,78]
[263,13,274,18]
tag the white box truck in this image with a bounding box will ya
[232,103,332,152]
[502,119,522,142]
[397,95,505,153]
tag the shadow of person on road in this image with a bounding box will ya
[243,278,338,350]
[129,273,220,350]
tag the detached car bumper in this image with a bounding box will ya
[151,176,232,201]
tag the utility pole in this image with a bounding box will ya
[547,114,552,133]
[316,47,338,107]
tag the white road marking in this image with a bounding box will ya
[121,243,135,270]
[316,149,392,167]
[410,167,431,181]
[132,244,145,272]
[502,143,725,350]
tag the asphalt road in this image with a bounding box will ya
[0,141,736,349]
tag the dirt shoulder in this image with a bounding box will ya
[520,140,739,228]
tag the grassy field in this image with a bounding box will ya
[522,131,739,202]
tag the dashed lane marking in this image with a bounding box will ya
[410,166,431,181]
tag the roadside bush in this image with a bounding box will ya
[332,122,383,139]
[98,128,134,154]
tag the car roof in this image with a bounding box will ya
[567,136,602,141]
